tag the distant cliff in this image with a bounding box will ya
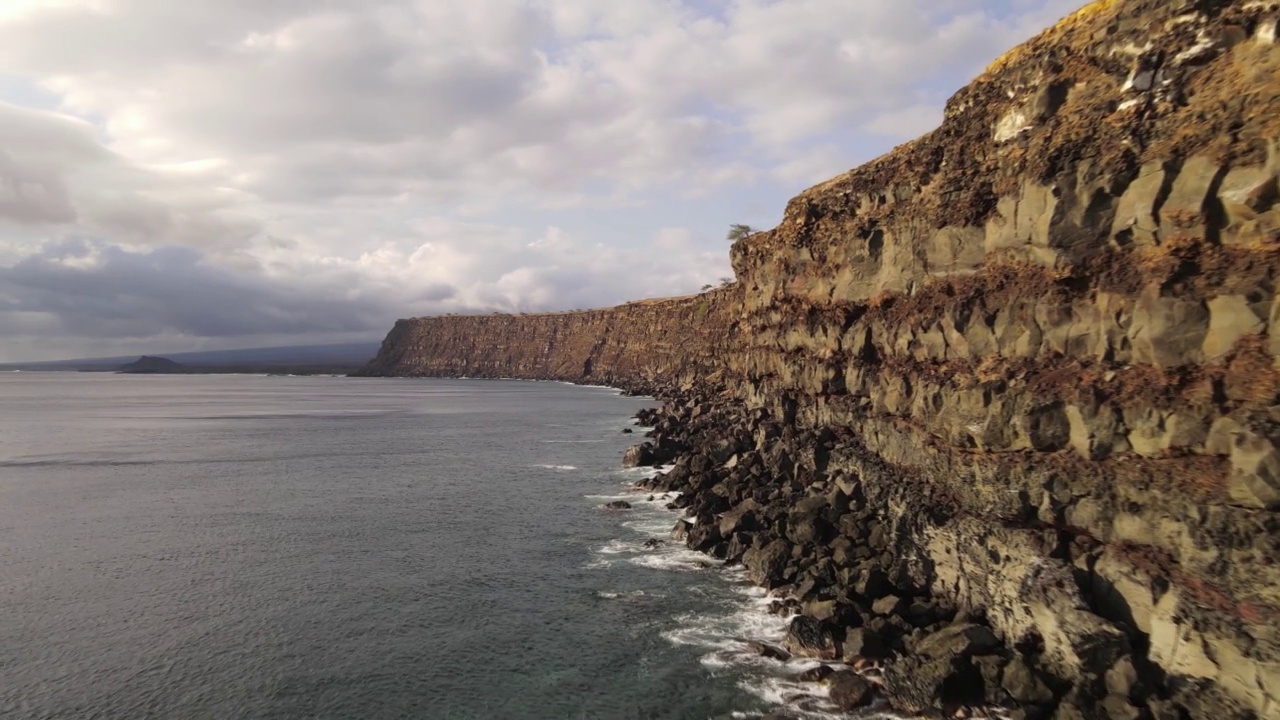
[360,293,738,395]
[363,1,1280,717]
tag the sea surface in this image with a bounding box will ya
[0,373,864,720]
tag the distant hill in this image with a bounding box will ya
[118,356,186,374]
[2,341,381,372]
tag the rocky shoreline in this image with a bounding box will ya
[622,393,1176,720]
[363,2,1280,716]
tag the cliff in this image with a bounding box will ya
[361,292,740,395]
[363,1,1280,717]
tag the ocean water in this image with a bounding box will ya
[0,374,863,720]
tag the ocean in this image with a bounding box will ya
[0,374,865,719]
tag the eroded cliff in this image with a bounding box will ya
[361,291,739,394]
[363,1,1280,717]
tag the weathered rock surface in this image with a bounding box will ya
[362,1,1280,717]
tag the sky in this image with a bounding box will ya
[0,0,1080,362]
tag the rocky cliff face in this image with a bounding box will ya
[363,1,1280,717]
[360,291,739,395]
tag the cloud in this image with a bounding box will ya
[0,223,732,360]
[0,102,259,248]
[863,104,944,141]
[0,0,1080,207]
[0,0,1082,360]
[0,238,395,339]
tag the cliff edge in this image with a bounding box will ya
[363,1,1280,717]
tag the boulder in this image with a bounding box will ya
[1101,695,1143,720]
[904,599,946,628]
[883,654,988,714]
[718,499,761,536]
[783,615,840,660]
[1003,658,1055,705]
[872,594,903,617]
[670,519,693,541]
[854,567,893,600]
[744,539,792,587]
[603,500,633,510]
[827,671,876,711]
[1105,656,1140,698]
[913,623,1001,659]
[723,532,753,564]
[785,514,830,545]
[841,627,888,661]
[622,442,657,467]
[745,640,792,662]
[803,599,839,622]
[686,522,722,552]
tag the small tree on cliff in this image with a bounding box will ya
[726,224,755,241]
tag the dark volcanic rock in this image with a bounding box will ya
[841,627,887,661]
[826,671,876,711]
[912,623,1001,660]
[670,519,692,541]
[603,500,632,510]
[783,616,839,661]
[621,443,658,468]
[745,640,792,662]
[743,539,792,587]
[1002,658,1055,705]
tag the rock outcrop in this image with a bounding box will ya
[362,1,1280,717]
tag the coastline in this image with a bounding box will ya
[615,392,1045,719]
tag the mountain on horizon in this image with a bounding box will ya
[117,356,186,374]
[4,341,381,370]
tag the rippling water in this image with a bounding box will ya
[0,374,785,720]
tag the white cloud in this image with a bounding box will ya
[863,104,944,140]
[0,0,1081,360]
[0,102,259,247]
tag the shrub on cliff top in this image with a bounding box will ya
[726,224,755,241]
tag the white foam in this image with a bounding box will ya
[534,464,578,471]
[585,462,911,719]
[596,539,641,555]
[630,551,720,572]
[596,589,650,600]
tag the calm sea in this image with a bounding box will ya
[0,373,840,720]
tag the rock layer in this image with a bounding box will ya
[362,1,1280,717]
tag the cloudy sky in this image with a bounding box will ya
[0,0,1078,361]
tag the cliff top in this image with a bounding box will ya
[743,0,1280,269]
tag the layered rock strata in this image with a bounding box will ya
[360,292,738,396]
[362,1,1280,717]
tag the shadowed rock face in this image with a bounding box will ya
[363,1,1280,717]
